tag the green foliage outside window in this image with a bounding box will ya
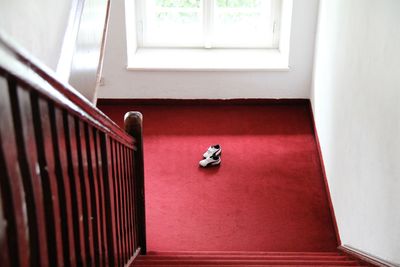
[216,0,261,7]
[154,0,261,8]
[155,0,201,8]
[153,0,263,24]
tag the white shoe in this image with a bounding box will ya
[199,155,221,167]
[203,144,222,158]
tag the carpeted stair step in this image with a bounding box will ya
[140,255,350,261]
[147,251,344,256]
[134,260,360,266]
[133,263,368,267]
[133,251,364,266]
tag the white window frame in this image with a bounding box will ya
[125,0,293,70]
[135,0,283,49]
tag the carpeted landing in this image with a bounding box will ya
[98,102,338,252]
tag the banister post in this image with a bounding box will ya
[124,112,147,255]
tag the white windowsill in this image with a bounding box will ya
[127,48,290,71]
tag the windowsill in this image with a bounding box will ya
[127,48,290,71]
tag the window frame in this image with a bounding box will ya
[135,0,283,49]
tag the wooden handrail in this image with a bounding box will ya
[0,31,146,267]
[0,31,132,145]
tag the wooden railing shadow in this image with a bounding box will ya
[0,33,145,267]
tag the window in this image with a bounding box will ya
[127,0,293,70]
[136,0,282,49]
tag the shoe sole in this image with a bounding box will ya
[206,158,221,167]
[203,149,222,159]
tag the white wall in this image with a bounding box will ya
[0,0,72,71]
[311,0,400,265]
[98,0,320,99]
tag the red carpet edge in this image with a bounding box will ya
[96,98,309,106]
[307,100,341,246]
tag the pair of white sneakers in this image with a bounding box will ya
[199,144,222,167]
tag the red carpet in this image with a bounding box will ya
[98,102,338,252]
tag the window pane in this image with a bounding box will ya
[213,0,273,47]
[144,0,203,47]
[155,0,201,8]
[216,0,262,8]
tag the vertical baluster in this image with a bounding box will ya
[119,143,128,262]
[125,146,133,258]
[102,134,118,267]
[32,96,64,266]
[128,148,138,251]
[0,189,10,267]
[122,144,130,261]
[122,146,130,257]
[94,129,108,266]
[128,148,138,253]
[12,85,49,266]
[65,113,87,267]
[124,146,134,257]
[110,139,122,266]
[115,143,126,264]
[76,120,95,266]
[85,124,102,267]
[52,106,77,267]
[0,77,29,267]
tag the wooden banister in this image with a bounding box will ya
[0,31,131,145]
[0,32,145,267]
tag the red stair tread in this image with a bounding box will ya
[134,259,359,265]
[134,251,364,267]
[134,266,364,267]
[139,255,350,261]
[147,251,343,256]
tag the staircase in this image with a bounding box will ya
[133,251,366,266]
[0,34,375,267]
